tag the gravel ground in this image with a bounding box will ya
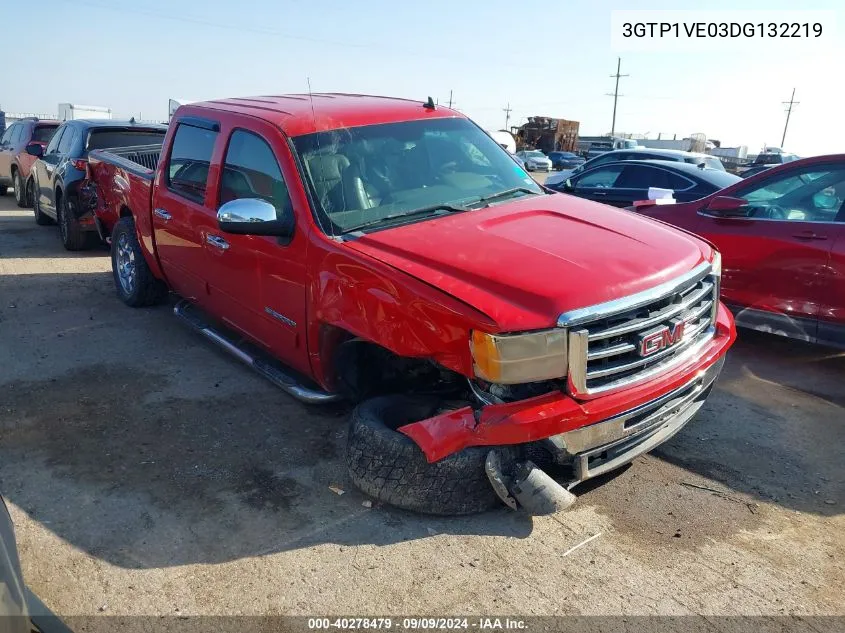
[0,195,842,618]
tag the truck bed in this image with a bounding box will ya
[89,144,162,178]
[87,145,160,242]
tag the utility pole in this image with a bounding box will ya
[606,57,628,138]
[448,90,453,108]
[781,88,799,148]
[503,102,512,130]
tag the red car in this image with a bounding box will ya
[0,118,60,207]
[86,94,734,514]
[634,154,845,348]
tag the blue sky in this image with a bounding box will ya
[4,0,843,156]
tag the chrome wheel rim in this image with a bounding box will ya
[116,233,136,294]
[13,174,20,199]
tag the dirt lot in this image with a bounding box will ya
[0,194,842,617]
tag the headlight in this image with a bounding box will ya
[470,329,568,384]
[711,250,722,277]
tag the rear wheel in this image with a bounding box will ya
[0,185,6,196]
[13,171,27,208]
[111,216,168,307]
[57,193,96,250]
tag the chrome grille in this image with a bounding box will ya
[560,262,718,398]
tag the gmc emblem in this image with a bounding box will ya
[637,319,686,357]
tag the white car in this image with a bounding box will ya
[515,150,552,172]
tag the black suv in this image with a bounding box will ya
[29,119,167,250]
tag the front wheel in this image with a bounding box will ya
[111,216,168,307]
[346,395,519,515]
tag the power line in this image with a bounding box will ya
[503,102,512,129]
[781,88,799,148]
[606,57,628,138]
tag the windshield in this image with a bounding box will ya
[524,151,545,158]
[683,156,725,171]
[754,153,783,165]
[291,117,543,235]
[86,128,167,151]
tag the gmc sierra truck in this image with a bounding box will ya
[87,93,735,515]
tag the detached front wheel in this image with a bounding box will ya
[111,216,168,307]
[346,395,517,515]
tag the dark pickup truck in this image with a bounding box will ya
[86,94,735,515]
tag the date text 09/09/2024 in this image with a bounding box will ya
[307,618,527,630]
[622,22,823,38]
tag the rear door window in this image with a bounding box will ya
[615,165,695,191]
[10,125,25,145]
[220,130,292,219]
[166,123,218,203]
[0,125,15,146]
[57,126,77,155]
[45,127,65,155]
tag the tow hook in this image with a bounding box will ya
[485,450,577,515]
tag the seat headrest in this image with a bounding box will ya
[307,154,350,183]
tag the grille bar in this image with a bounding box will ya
[563,262,718,399]
[585,317,712,380]
[587,341,636,361]
[587,281,713,342]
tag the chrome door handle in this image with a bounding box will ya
[591,191,607,196]
[153,208,171,221]
[206,234,230,250]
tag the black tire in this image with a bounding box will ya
[346,395,517,515]
[111,216,168,307]
[0,185,6,196]
[13,171,27,208]
[32,179,53,225]
[57,192,97,250]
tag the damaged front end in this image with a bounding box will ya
[398,263,735,513]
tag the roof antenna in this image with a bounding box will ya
[423,96,435,110]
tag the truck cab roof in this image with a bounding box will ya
[184,94,463,137]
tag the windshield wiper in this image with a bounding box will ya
[470,187,540,208]
[342,203,468,234]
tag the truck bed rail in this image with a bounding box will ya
[94,144,162,173]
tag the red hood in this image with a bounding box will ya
[344,193,711,331]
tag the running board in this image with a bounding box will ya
[173,299,341,404]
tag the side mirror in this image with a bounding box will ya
[25,143,44,158]
[705,196,749,217]
[563,178,574,191]
[217,198,294,237]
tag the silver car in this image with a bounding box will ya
[515,150,552,172]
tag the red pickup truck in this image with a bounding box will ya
[87,94,735,515]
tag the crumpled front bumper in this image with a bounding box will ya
[399,302,735,464]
